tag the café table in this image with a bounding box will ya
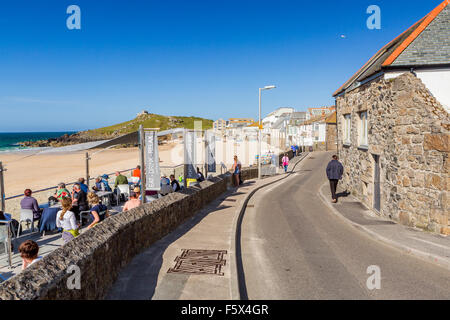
[39,203,62,234]
[95,191,114,207]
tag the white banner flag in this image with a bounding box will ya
[145,131,161,191]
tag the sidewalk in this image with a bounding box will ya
[106,155,307,300]
[319,182,450,271]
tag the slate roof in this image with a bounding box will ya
[391,3,450,66]
[334,0,450,97]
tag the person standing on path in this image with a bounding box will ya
[282,154,289,173]
[326,154,344,203]
[231,155,242,187]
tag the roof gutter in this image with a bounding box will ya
[333,71,384,98]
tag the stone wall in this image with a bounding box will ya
[0,168,258,300]
[336,73,449,235]
[326,123,337,151]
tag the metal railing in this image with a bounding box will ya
[4,167,136,201]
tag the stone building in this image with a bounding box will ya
[297,109,336,151]
[333,1,450,235]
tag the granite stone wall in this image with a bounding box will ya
[336,73,449,235]
[0,168,258,300]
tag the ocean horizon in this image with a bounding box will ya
[0,131,76,152]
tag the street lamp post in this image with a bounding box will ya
[258,85,276,180]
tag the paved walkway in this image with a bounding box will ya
[319,182,450,271]
[106,156,307,300]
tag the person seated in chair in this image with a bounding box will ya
[92,176,111,192]
[71,183,89,220]
[170,174,181,192]
[123,192,141,212]
[87,193,108,229]
[197,167,205,182]
[20,189,43,220]
[19,240,42,270]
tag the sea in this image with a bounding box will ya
[0,132,76,152]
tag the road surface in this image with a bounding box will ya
[241,151,450,299]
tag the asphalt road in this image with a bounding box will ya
[241,151,450,299]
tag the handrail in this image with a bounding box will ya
[4,167,135,201]
[5,163,216,201]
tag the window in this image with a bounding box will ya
[359,111,368,147]
[343,114,351,145]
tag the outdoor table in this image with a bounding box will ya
[39,204,61,234]
[95,191,114,207]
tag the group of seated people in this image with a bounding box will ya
[15,164,195,242]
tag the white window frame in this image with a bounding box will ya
[359,111,368,147]
[343,114,351,145]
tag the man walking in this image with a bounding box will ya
[326,155,344,203]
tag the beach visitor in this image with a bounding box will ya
[122,192,141,212]
[71,183,89,218]
[114,171,128,188]
[170,174,181,192]
[19,240,42,270]
[282,153,289,173]
[197,167,205,182]
[78,178,89,193]
[87,192,108,229]
[56,197,79,243]
[20,189,43,220]
[231,155,241,187]
[132,165,141,178]
[326,155,344,203]
[54,183,71,201]
[92,176,111,192]
[160,176,173,196]
[0,211,19,246]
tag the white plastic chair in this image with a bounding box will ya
[0,221,13,268]
[18,209,35,235]
[117,184,130,205]
[130,177,140,184]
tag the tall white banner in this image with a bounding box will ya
[184,130,197,180]
[207,131,216,172]
[145,131,161,191]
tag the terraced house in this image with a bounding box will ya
[333,0,450,234]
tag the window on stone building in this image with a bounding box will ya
[359,111,368,147]
[343,114,351,145]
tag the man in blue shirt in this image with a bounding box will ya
[78,178,89,193]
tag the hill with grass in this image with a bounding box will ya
[20,112,214,148]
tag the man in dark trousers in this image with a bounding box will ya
[326,154,344,203]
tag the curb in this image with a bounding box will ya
[230,152,310,300]
[318,181,450,273]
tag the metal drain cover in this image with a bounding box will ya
[168,249,227,276]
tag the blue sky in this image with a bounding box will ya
[0,0,441,132]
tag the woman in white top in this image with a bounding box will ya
[56,197,80,243]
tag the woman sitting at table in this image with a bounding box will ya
[56,197,79,244]
[87,192,108,229]
[20,189,43,220]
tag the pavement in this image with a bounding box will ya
[241,151,450,299]
[106,155,308,300]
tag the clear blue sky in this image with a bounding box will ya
[0,0,441,132]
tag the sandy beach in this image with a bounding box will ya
[1,141,185,220]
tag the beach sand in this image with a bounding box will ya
[1,141,185,220]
